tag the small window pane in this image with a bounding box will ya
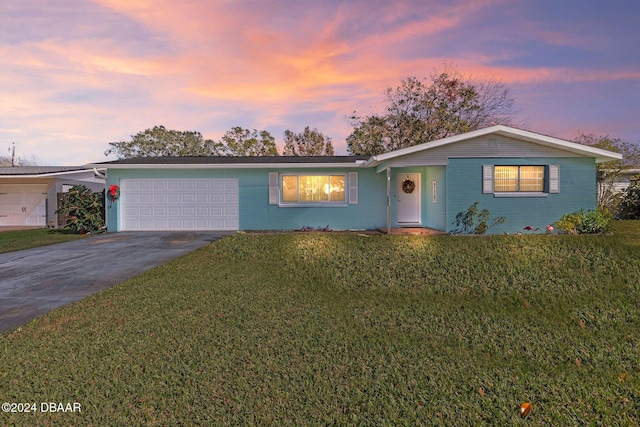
[299,176,328,202]
[494,166,518,192]
[282,176,298,202]
[330,176,345,201]
[520,166,544,192]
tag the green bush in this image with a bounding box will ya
[554,208,613,234]
[55,185,105,233]
[617,178,640,219]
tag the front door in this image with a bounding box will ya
[397,173,421,225]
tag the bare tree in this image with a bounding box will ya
[347,65,517,155]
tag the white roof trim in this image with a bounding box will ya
[0,169,98,178]
[365,125,623,165]
[84,161,367,170]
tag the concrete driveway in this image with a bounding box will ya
[0,231,233,333]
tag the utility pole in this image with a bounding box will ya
[10,142,15,166]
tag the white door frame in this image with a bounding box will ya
[396,173,421,225]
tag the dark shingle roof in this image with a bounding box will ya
[0,166,88,176]
[93,156,369,165]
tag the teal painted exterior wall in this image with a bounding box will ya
[445,157,597,234]
[425,166,446,230]
[106,167,388,231]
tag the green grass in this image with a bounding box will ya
[0,228,87,254]
[1,222,639,425]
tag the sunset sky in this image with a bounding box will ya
[1,0,639,165]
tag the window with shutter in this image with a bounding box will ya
[485,165,556,196]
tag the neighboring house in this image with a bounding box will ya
[613,168,640,193]
[0,166,105,227]
[87,126,622,234]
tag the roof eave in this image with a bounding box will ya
[85,161,368,169]
[0,169,94,178]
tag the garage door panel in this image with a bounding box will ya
[195,181,209,190]
[141,207,154,216]
[122,180,138,190]
[139,181,153,190]
[167,206,181,216]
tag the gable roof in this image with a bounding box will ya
[365,125,623,166]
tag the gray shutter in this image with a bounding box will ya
[268,172,279,204]
[348,172,358,204]
[482,165,494,194]
[549,165,560,193]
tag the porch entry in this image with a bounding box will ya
[396,173,421,225]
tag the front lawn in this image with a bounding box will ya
[1,222,639,425]
[0,228,87,254]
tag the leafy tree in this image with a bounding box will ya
[283,126,335,156]
[217,127,278,156]
[574,134,640,210]
[55,185,105,233]
[346,115,397,156]
[105,125,222,159]
[347,65,516,155]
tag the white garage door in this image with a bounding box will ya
[120,178,239,231]
[0,184,48,226]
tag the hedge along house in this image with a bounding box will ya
[87,126,622,234]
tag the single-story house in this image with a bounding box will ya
[0,166,105,227]
[87,126,622,234]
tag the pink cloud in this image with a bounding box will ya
[1,0,637,163]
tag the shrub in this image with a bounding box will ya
[554,208,613,234]
[56,185,105,233]
[617,177,640,219]
[452,201,506,234]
